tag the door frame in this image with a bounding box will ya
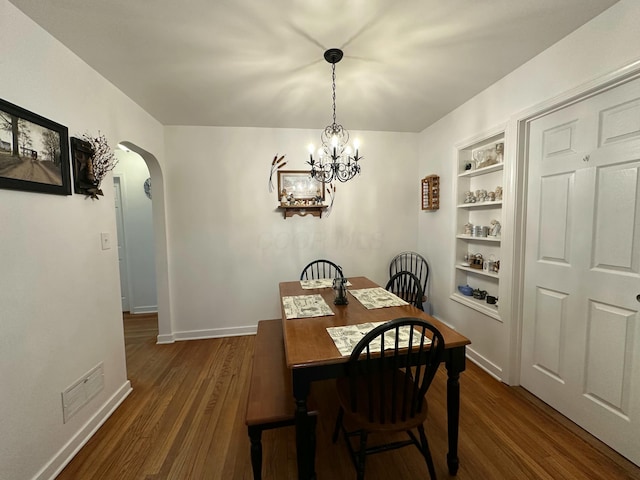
[503,58,640,385]
[113,174,134,313]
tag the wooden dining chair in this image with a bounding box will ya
[385,271,425,310]
[332,317,445,480]
[389,251,430,310]
[300,259,344,280]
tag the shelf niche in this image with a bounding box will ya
[452,129,505,321]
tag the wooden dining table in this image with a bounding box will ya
[279,276,471,480]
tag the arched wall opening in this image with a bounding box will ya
[117,141,173,342]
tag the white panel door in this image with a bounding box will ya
[521,77,640,465]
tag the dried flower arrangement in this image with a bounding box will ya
[75,131,118,199]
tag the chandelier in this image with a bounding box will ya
[307,48,362,183]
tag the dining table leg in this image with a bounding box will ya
[445,346,466,475]
[292,370,316,480]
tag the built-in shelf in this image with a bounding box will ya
[453,129,505,319]
[450,292,501,321]
[458,163,503,178]
[456,235,501,243]
[457,200,502,209]
[455,265,499,278]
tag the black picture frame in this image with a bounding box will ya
[70,136,96,196]
[0,98,71,195]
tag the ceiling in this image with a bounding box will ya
[9,0,618,133]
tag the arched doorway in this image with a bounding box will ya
[116,141,173,342]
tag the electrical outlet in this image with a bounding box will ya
[101,232,111,250]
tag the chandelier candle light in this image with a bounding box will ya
[307,48,362,183]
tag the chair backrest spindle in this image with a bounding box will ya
[300,259,344,280]
[389,252,430,309]
[346,318,444,427]
[385,271,425,310]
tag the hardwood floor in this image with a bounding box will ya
[56,313,640,479]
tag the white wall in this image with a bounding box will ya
[113,150,157,313]
[6,0,638,477]
[164,126,419,338]
[418,0,640,382]
[0,2,165,479]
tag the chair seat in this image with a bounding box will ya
[336,370,429,433]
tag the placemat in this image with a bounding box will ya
[282,294,335,319]
[326,321,430,356]
[300,278,352,289]
[348,287,408,309]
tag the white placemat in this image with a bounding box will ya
[326,321,431,356]
[349,287,409,309]
[282,294,335,319]
[300,278,352,289]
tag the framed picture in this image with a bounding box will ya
[70,136,96,196]
[0,98,71,195]
[277,170,325,201]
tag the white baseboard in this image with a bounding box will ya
[466,347,503,381]
[156,333,175,344]
[34,381,132,480]
[172,325,257,341]
[131,305,158,314]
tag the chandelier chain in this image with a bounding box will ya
[331,63,337,126]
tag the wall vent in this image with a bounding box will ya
[61,362,104,423]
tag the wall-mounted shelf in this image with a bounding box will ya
[421,175,440,210]
[277,205,327,219]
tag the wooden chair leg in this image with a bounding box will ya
[248,426,263,480]
[418,425,437,480]
[310,415,317,470]
[332,407,344,443]
[356,430,368,480]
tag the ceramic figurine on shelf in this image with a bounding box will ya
[496,142,504,163]
[464,223,473,235]
[473,150,485,169]
[280,189,288,205]
[464,191,475,203]
[488,191,496,201]
[490,219,501,237]
[495,186,503,200]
